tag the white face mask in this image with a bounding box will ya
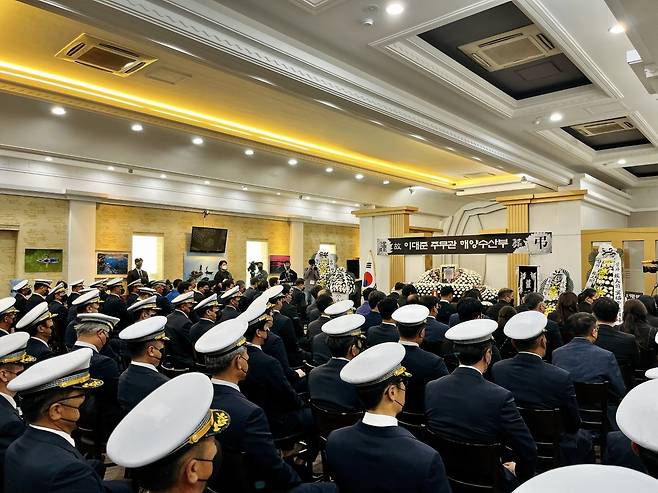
[221,265,228,271]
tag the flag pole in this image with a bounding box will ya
[369,249,377,288]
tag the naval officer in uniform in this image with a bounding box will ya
[0,298,19,336]
[308,313,364,412]
[219,286,242,322]
[190,294,220,347]
[64,289,102,349]
[24,279,51,313]
[15,302,55,362]
[326,342,451,493]
[67,279,85,306]
[126,295,159,323]
[311,300,354,365]
[4,349,131,492]
[12,280,31,320]
[101,279,129,330]
[164,291,196,370]
[117,316,170,412]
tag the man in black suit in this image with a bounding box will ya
[366,297,400,347]
[239,307,312,440]
[5,349,131,493]
[101,279,130,331]
[270,288,308,367]
[436,285,456,325]
[361,290,385,334]
[0,298,18,338]
[219,286,242,322]
[311,300,354,366]
[164,292,196,370]
[0,332,33,491]
[278,259,298,283]
[150,280,172,316]
[67,279,84,306]
[71,314,122,440]
[425,319,537,490]
[24,279,51,313]
[486,288,514,321]
[240,277,259,311]
[126,257,149,286]
[15,302,54,362]
[125,280,142,308]
[327,342,451,493]
[491,311,594,465]
[520,292,563,362]
[12,280,31,321]
[419,295,450,354]
[309,314,364,412]
[593,297,639,387]
[189,294,219,347]
[194,318,315,492]
[393,304,448,414]
[64,289,102,348]
[47,283,68,354]
[117,316,169,412]
[307,295,334,339]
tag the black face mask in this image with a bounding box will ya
[197,448,223,492]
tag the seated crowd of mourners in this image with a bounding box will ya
[2,256,658,492]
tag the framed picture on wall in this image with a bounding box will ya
[269,255,290,275]
[24,249,63,273]
[96,251,130,277]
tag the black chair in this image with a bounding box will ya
[210,450,251,493]
[397,410,426,440]
[160,362,189,378]
[517,407,562,472]
[310,401,363,479]
[425,428,501,493]
[303,360,316,375]
[574,381,609,457]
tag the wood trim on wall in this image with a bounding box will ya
[496,190,587,206]
[352,206,419,218]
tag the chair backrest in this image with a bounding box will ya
[517,407,562,472]
[574,381,609,453]
[397,411,426,439]
[303,360,316,375]
[211,449,250,493]
[310,401,363,440]
[425,428,500,492]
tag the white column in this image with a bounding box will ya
[289,221,304,275]
[67,200,96,285]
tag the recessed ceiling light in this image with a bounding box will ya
[204,180,210,185]
[241,186,248,191]
[383,180,390,185]
[107,166,115,171]
[355,173,364,180]
[51,106,66,116]
[249,75,276,86]
[44,156,53,162]
[385,2,405,15]
[303,196,310,200]
[244,149,254,156]
[325,167,334,173]
[276,192,281,196]
[159,174,167,179]
[445,147,455,151]
[331,200,337,203]
[617,158,627,165]
[192,136,204,145]
[472,156,482,161]
[131,123,143,132]
[409,134,427,141]
[549,112,563,122]
[354,203,360,207]
[315,100,341,110]
[369,119,384,126]
[609,23,625,34]
[288,158,298,166]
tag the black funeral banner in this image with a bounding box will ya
[377,232,552,256]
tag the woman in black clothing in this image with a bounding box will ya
[495,305,517,359]
[548,292,579,344]
[639,295,658,328]
[621,299,658,370]
[577,288,596,313]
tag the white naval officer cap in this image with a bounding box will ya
[392,304,429,326]
[33,279,52,288]
[261,285,283,303]
[128,279,143,288]
[8,348,102,395]
[616,379,658,452]
[0,332,35,365]
[237,298,269,326]
[90,279,108,288]
[76,313,120,332]
[150,280,166,287]
[340,342,410,387]
[51,283,66,296]
[195,318,248,357]
[514,464,658,493]
[322,313,365,337]
[503,311,547,340]
[127,295,159,313]
[138,287,156,296]
[106,278,124,288]
[0,297,19,316]
[445,318,497,344]
[220,286,242,301]
[195,294,219,312]
[645,367,658,379]
[72,289,102,307]
[70,279,84,288]
[325,300,354,317]
[172,291,196,306]
[120,316,169,343]
[15,302,54,331]
[107,373,230,468]
[12,280,29,291]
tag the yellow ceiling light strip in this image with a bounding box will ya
[0,60,456,186]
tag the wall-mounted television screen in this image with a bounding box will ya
[190,227,228,253]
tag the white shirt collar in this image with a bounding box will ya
[30,337,49,348]
[200,317,215,322]
[0,392,17,409]
[427,315,436,320]
[211,378,240,391]
[131,361,158,372]
[458,364,483,375]
[29,425,75,447]
[518,351,543,359]
[74,341,98,352]
[224,305,237,311]
[362,412,398,427]
[399,340,419,347]
[246,342,262,351]
[331,357,350,362]
[175,309,189,319]
[381,321,397,327]
[35,293,46,300]
[0,328,9,336]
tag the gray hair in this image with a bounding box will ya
[205,346,246,374]
[75,321,107,337]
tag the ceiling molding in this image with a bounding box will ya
[534,129,594,163]
[66,0,574,186]
[286,0,347,14]
[628,110,658,148]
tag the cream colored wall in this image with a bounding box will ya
[0,195,68,289]
[0,231,17,293]
[303,223,360,267]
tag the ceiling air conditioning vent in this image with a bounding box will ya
[572,118,635,137]
[462,172,495,179]
[458,24,561,72]
[55,33,157,77]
